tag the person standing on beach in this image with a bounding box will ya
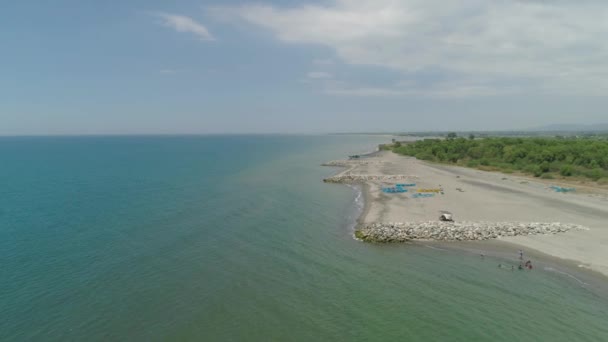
[518,250,523,260]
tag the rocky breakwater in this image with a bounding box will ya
[324,174,418,184]
[355,222,587,242]
[321,160,384,167]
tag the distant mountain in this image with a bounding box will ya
[528,123,608,132]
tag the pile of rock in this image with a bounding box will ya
[355,221,587,242]
[321,160,383,167]
[324,174,418,183]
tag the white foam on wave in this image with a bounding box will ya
[544,267,589,287]
[341,142,384,238]
[348,184,365,212]
[345,184,365,238]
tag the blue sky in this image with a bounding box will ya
[2,0,608,135]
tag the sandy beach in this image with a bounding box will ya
[325,151,608,277]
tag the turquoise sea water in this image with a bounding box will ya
[1,135,607,341]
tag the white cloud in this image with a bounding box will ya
[305,76,513,99]
[212,1,608,97]
[313,58,335,66]
[307,71,333,79]
[154,12,215,41]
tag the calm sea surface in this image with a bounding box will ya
[1,135,607,341]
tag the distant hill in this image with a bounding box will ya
[529,123,608,132]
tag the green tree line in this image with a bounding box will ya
[390,136,608,182]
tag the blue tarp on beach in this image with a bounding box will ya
[382,183,414,193]
[550,186,575,193]
[382,187,408,193]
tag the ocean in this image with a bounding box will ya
[1,135,607,341]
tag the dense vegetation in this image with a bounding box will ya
[386,136,608,182]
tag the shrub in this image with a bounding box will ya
[447,154,459,163]
[539,162,551,173]
[560,165,573,177]
[540,173,554,179]
[586,168,606,181]
[415,152,435,161]
[391,136,608,181]
[495,162,515,171]
[467,160,480,168]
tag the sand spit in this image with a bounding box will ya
[322,151,608,276]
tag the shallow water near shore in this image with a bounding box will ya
[1,135,608,341]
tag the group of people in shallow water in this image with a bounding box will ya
[497,249,533,271]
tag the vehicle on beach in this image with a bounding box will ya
[440,213,454,222]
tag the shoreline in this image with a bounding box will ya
[414,239,608,298]
[324,150,608,281]
[355,175,608,288]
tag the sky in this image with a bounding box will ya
[2,0,608,135]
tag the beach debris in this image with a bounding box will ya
[550,185,575,193]
[417,188,443,193]
[456,188,465,192]
[355,222,588,243]
[412,193,435,198]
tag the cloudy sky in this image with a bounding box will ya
[2,0,607,135]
